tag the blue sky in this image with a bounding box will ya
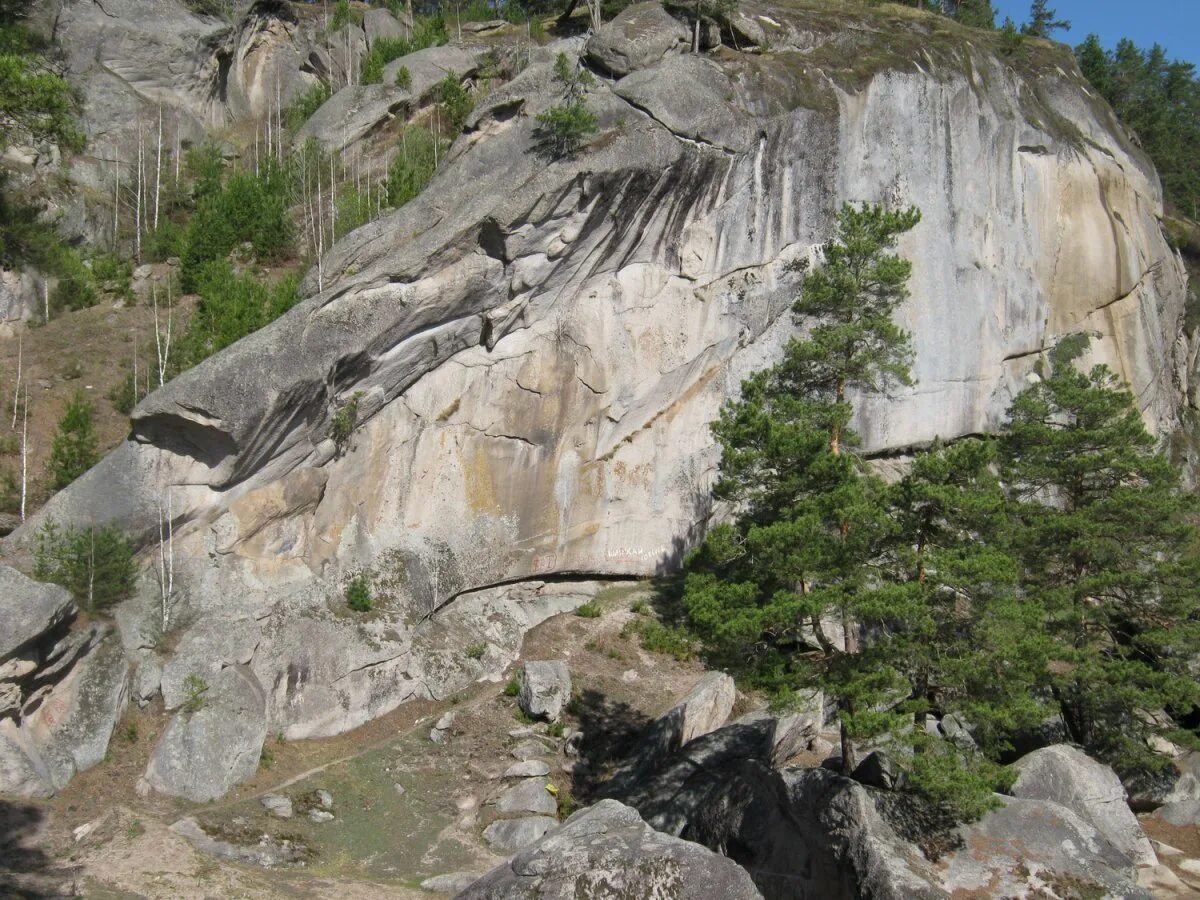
[991,0,1200,67]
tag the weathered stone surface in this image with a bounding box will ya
[462,800,761,899]
[481,815,557,852]
[296,83,409,154]
[511,739,550,761]
[0,269,42,331]
[0,566,74,661]
[585,2,689,77]
[144,665,267,802]
[605,709,809,831]
[941,796,1148,898]
[852,750,903,791]
[22,3,1192,800]
[362,8,407,47]
[613,55,755,151]
[18,629,128,793]
[382,45,484,100]
[504,760,550,778]
[261,793,292,818]
[171,817,306,867]
[518,661,571,722]
[1154,799,1200,826]
[0,723,52,797]
[420,871,484,893]
[664,758,1146,899]
[1011,744,1156,868]
[672,672,736,746]
[159,618,261,710]
[494,776,558,815]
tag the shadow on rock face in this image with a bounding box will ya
[571,688,652,801]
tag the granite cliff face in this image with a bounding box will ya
[10,1,1192,798]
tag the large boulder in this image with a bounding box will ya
[0,566,74,661]
[942,796,1149,898]
[461,799,761,899]
[518,660,571,722]
[675,761,1147,899]
[362,8,408,48]
[158,618,261,710]
[605,710,804,834]
[143,664,267,802]
[1011,744,1156,868]
[0,626,128,797]
[585,2,690,77]
[602,672,738,791]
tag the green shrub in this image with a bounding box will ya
[621,618,698,661]
[175,262,300,369]
[184,143,226,202]
[630,598,648,614]
[33,520,138,613]
[395,65,412,90]
[180,163,292,291]
[574,601,602,618]
[998,18,1024,55]
[148,220,185,262]
[108,371,137,415]
[330,393,361,450]
[387,126,441,208]
[346,573,373,612]
[534,102,597,159]
[360,16,447,84]
[330,0,353,30]
[437,73,473,134]
[504,677,521,697]
[555,784,579,818]
[465,641,487,660]
[48,390,97,489]
[182,673,209,713]
[49,245,96,313]
[284,81,333,132]
[547,720,565,738]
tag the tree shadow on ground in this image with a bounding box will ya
[0,798,62,898]
[571,688,651,802]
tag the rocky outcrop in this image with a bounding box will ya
[21,1,1192,798]
[657,759,1147,899]
[604,707,819,833]
[0,566,128,797]
[517,660,571,722]
[1011,744,1157,869]
[0,567,75,661]
[585,2,691,77]
[143,664,267,802]
[461,799,762,899]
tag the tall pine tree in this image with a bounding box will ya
[1000,337,1200,775]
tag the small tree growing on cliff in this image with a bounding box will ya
[1021,0,1069,39]
[533,54,598,160]
[48,391,98,489]
[34,521,138,613]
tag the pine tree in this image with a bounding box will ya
[1000,337,1200,776]
[1022,0,1069,39]
[949,0,996,30]
[878,439,1050,817]
[684,203,921,772]
[48,391,98,489]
